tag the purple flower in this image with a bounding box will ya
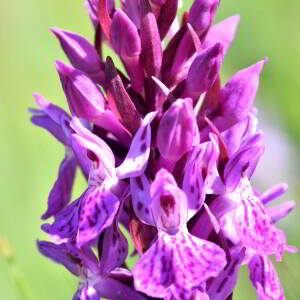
[30,1,297,299]
[132,169,226,299]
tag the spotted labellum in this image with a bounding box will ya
[30,0,297,299]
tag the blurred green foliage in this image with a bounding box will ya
[0,0,299,299]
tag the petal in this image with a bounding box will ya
[71,137,92,179]
[132,232,176,298]
[70,117,116,181]
[224,132,264,191]
[130,175,155,226]
[260,183,288,205]
[183,146,205,214]
[37,241,81,276]
[31,93,72,146]
[116,111,157,179]
[42,152,77,219]
[33,93,71,128]
[204,15,240,57]
[172,230,226,289]
[99,220,128,275]
[70,117,114,163]
[133,230,226,298]
[249,255,285,300]
[190,195,238,241]
[41,196,81,240]
[93,277,149,300]
[183,135,219,218]
[150,168,178,197]
[150,169,188,234]
[267,201,296,223]
[233,178,288,258]
[109,14,144,92]
[30,114,69,146]
[220,59,267,125]
[207,247,245,300]
[170,287,209,300]
[222,112,258,157]
[77,186,120,246]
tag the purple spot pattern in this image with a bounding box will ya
[207,248,245,300]
[233,179,286,258]
[99,219,128,275]
[41,196,81,240]
[42,153,77,219]
[249,255,284,300]
[183,135,219,217]
[133,230,226,299]
[116,111,157,179]
[37,241,81,276]
[130,174,155,226]
[77,186,120,246]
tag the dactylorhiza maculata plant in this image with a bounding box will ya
[29,1,297,299]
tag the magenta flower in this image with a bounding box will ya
[30,1,297,299]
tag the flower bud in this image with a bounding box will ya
[140,0,163,77]
[156,0,178,40]
[111,9,144,92]
[157,98,199,161]
[204,15,240,57]
[185,43,223,99]
[56,60,106,120]
[56,60,131,145]
[120,0,140,29]
[220,59,267,125]
[188,0,220,40]
[111,9,141,58]
[51,28,103,76]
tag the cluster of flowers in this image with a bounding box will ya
[30,0,297,299]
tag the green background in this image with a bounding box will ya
[0,0,299,299]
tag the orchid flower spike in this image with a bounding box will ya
[30,1,297,299]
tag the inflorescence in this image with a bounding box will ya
[30,1,297,299]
